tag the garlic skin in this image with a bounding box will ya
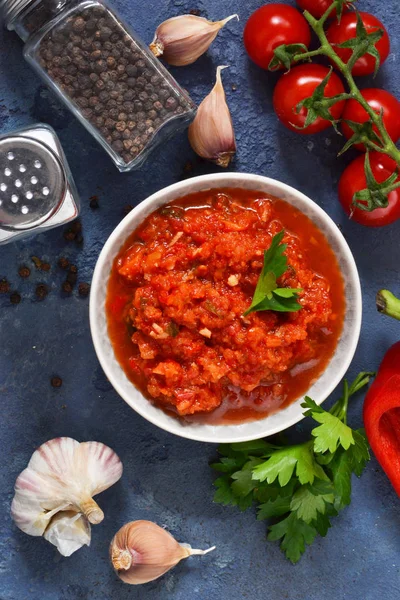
[188,66,236,167]
[11,438,123,556]
[150,14,238,66]
[110,520,215,585]
[43,512,91,557]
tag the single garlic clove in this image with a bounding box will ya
[150,14,238,66]
[188,65,236,167]
[11,437,123,554]
[43,511,91,557]
[110,520,215,585]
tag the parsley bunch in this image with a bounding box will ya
[211,373,373,563]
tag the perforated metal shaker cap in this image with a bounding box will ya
[0,136,66,230]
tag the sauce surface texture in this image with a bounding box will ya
[106,189,345,423]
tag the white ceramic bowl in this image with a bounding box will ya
[90,173,362,443]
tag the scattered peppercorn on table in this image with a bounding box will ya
[0,0,399,599]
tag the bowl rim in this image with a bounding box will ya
[90,172,362,443]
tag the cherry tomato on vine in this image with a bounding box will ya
[244,4,311,70]
[341,89,400,151]
[339,153,400,227]
[273,64,346,134]
[296,0,349,19]
[326,12,390,77]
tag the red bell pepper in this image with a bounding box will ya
[363,341,400,496]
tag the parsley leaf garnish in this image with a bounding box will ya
[211,372,374,563]
[244,230,303,316]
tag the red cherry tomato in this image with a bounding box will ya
[326,12,390,76]
[341,89,400,151]
[296,0,349,19]
[273,64,346,134]
[339,153,400,227]
[244,4,311,70]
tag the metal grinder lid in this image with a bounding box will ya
[0,136,66,230]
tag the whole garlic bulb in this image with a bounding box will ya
[11,437,123,556]
[110,520,215,585]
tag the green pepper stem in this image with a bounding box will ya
[376,290,400,321]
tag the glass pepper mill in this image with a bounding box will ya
[0,0,196,172]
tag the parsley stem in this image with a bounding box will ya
[329,372,374,422]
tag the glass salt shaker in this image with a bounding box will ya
[0,0,197,172]
[0,123,79,245]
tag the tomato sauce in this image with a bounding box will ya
[106,188,345,424]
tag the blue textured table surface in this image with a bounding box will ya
[1,1,399,599]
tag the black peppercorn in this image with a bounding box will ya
[0,279,10,294]
[10,291,21,304]
[112,140,124,152]
[165,97,178,111]
[78,282,91,297]
[64,229,76,241]
[105,117,115,130]
[58,257,70,270]
[93,102,104,113]
[89,195,99,209]
[126,64,137,77]
[76,97,89,108]
[67,271,77,285]
[62,280,73,294]
[85,18,97,32]
[35,284,49,300]
[51,376,63,388]
[18,266,31,279]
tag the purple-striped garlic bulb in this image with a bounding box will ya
[11,437,123,556]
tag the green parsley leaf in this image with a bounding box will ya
[348,429,370,476]
[244,230,303,316]
[267,513,318,564]
[312,509,335,537]
[290,485,334,523]
[329,449,352,510]
[311,411,355,454]
[230,439,277,454]
[210,457,242,474]
[302,396,356,453]
[213,475,237,506]
[252,442,327,486]
[231,459,263,497]
[258,495,292,520]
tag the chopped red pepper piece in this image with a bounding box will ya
[363,342,400,496]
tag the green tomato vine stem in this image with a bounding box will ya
[291,0,400,195]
